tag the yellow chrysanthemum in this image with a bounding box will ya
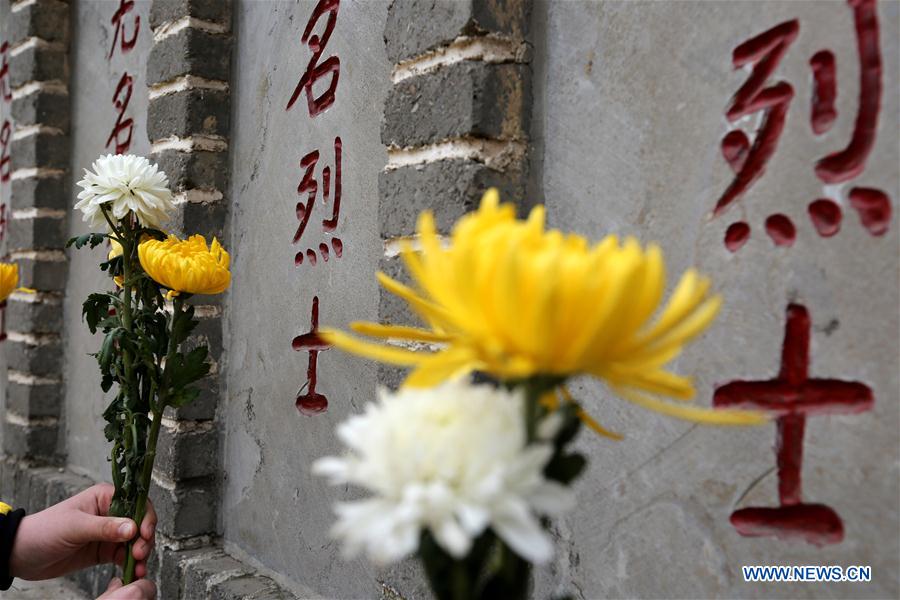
[0,263,18,302]
[108,238,125,288]
[322,189,765,427]
[138,234,230,297]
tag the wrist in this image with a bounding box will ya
[1,509,28,587]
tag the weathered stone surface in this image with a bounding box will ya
[11,132,69,170]
[6,297,63,334]
[150,0,232,30]
[9,0,70,44]
[164,373,219,421]
[5,338,62,376]
[8,44,67,88]
[7,215,67,251]
[182,553,248,599]
[152,148,229,192]
[11,90,70,130]
[378,159,526,237]
[168,199,227,240]
[155,424,218,481]
[148,88,230,141]
[2,420,59,461]
[147,28,231,85]
[11,176,69,209]
[15,257,67,292]
[384,0,529,63]
[383,62,530,147]
[210,574,288,600]
[5,377,63,417]
[150,478,217,538]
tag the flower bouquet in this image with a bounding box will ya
[68,154,231,584]
[315,190,766,599]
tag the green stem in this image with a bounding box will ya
[122,297,182,583]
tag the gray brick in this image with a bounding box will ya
[164,373,219,421]
[211,574,287,600]
[8,215,67,251]
[11,176,69,210]
[385,0,529,63]
[383,63,530,147]
[25,466,57,513]
[16,257,67,292]
[150,478,217,538]
[378,159,526,238]
[2,419,59,462]
[155,425,218,480]
[11,132,69,170]
[11,90,70,130]
[9,45,67,88]
[153,148,228,192]
[183,554,248,599]
[169,199,227,241]
[45,470,93,506]
[9,0,70,44]
[5,338,63,376]
[153,546,221,600]
[180,314,223,360]
[5,297,63,334]
[376,253,419,328]
[147,28,231,85]
[5,377,63,417]
[148,88,230,141]
[150,0,232,30]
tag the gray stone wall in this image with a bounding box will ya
[530,1,899,598]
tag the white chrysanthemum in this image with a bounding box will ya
[313,380,574,566]
[75,154,175,230]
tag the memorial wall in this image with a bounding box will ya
[0,1,896,598]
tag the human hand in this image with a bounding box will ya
[8,483,157,581]
[97,577,157,599]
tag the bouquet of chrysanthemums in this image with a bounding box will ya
[70,154,231,584]
[314,189,766,599]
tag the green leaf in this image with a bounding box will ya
[67,232,106,249]
[166,346,210,391]
[167,387,200,408]
[82,293,113,334]
[170,304,198,346]
[543,452,587,485]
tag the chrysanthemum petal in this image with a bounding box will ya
[614,386,769,425]
[320,329,426,366]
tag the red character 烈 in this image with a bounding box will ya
[293,136,343,266]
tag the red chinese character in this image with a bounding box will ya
[717,0,891,251]
[292,296,330,415]
[0,120,10,182]
[106,72,134,154]
[109,0,140,60]
[0,42,11,102]
[0,204,7,242]
[716,19,799,217]
[286,0,340,117]
[293,136,343,266]
[814,0,882,183]
[714,304,873,546]
[0,301,7,343]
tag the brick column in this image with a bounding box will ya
[378,0,532,385]
[2,0,72,467]
[144,0,231,594]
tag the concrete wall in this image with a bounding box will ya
[220,0,390,596]
[531,1,899,598]
[63,0,153,482]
